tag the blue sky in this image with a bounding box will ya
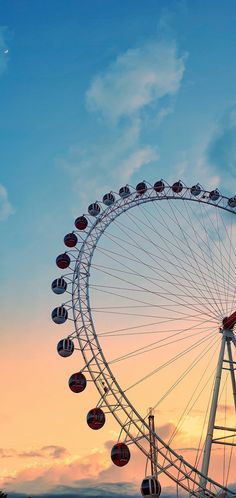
[1,1,236,496]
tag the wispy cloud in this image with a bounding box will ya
[58,118,159,201]
[86,41,186,123]
[0,445,68,460]
[2,433,234,496]
[0,184,13,221]
[207,105,236,182]
[18,446,69,460]
[58,37,186,202]
[0,27,9,75]
[174,105,236,193]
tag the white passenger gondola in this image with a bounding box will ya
[141,477,161,497]
[209,189,220,201]
[57,338,74,357]
[88,203,101,216]
[228,196,236,208]
[103,193,115,206]
[119,186,130,198]
[51,306,68,324]
[51,278,67,295]
[190,184,201,196]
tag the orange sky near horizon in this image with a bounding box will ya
[1,309,235,495]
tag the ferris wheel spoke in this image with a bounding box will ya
[151,335,219,410]
[89,302,214,337]
[116,207,230,314]
[191,201,236,316]
[135,201,225,309]
[192,201,233,313]
[90,262,217,318]
[114,211,216,301]
[90,283,212,317]
[216,209,236,316]
[164,199,225,317]
[172,198,234,290]
[97,239,232,297]
[224,219,236,317]
[97,324,214,338]
[167,345,219,448]
[98,224,222,318]
[124,332,216,392]
[128,207,221,315]
[139,198,232,294]
[204,200,236,275]
[93,265,223,311]
[108,327,216,364]
[161,197,235,292]
[102,211,235,302]
[182,200,227,314]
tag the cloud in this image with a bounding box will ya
[0,27,9,75]
[174,104,236,194]
[57,119,159,202]
[2,435,235,496]
[207,105,236,182]
[0,446,68,460]
[0,448,15,458]
[58,37,187,201]
[1,446,112,494]
[50,481,137,497]
[86,41,186,123]
[18,446,68,460]
[157,422,176,439]
[0,184,13,221]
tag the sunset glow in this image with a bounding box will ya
[1,2,236,497]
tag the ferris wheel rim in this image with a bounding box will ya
[69,183,236,498]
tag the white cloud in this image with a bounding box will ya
[58,118,159,202]
[174,105,236,194]
[58,37,186,202]
[117,145,159,183]
[0,27,9,75]
[0,184,13,221]
[207,105,236,184]
[86,41,186,122]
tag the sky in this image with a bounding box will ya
[0,0,236,497]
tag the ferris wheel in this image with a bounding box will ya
[51,179,236,498]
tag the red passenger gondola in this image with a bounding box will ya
[69,372,87,393]
[56,253,70,269]
[154,180,165,193]
[172,181,183,193]
[75,216,88,230]
[64,233,78,247]
[136,182,147,195]
[87,408,105,430]
[111,443,130,466]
